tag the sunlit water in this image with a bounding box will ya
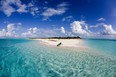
[0,39,116,77]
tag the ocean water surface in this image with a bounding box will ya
[0,39,116,77]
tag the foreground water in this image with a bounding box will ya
[0,39,116,77]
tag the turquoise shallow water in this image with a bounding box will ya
[0,39,116,77]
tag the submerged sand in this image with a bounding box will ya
[31,39,115,57]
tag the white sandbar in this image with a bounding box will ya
[34,39,85,48]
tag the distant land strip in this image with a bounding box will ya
[29,36,81,39]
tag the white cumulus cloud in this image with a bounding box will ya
[90,23,116,35]
[0,29,6,37]
[57,2,69,7]
[22,27,39,37]
[97,18,106,21]
[0,0,16,16]
[42,2,68,20]
[61,26,65,34]
[102,24,116,35]
[0,23,17,37]
[17,4,28,13]
[0,0,39,16]
[70,21,90,35]
[62,16,73,21]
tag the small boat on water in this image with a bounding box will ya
[57,42,62,47]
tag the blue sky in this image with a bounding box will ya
[0,0,116,38]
